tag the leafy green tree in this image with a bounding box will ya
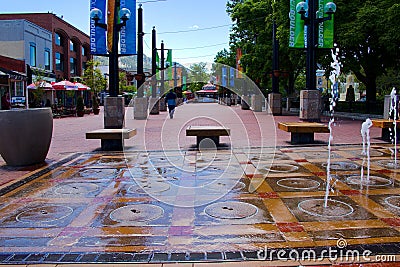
[222,0,400,111]
[82,60,107,95]
[334,0,400,109]
[119,72,137,94]
[222,0,305,95]
[187,62,210,92]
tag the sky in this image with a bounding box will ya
[1,0,233,67]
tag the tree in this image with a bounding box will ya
[222,0,305,96]
[187,62,210,92]
[119,72,137,94]
[222,0,400,110]
[82,60,107,95]
[334,0,400,110]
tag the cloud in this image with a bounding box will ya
[190,25,200,29]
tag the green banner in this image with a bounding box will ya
[156,51,160,80]
[318,0,334,48]
[182,76,186,91]
[166,49,173,80]
[289,0,305,48]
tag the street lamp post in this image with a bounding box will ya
[90,3,131,97]
[297,0,336,91]
[296,0,336,121]
[90,2,132,150]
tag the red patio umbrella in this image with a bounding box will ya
[52,80,78,90]
[27,81,53,90]
[73,82,90,91]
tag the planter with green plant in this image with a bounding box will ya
[76,96,85,117]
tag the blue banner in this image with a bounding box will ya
[90,0,107,55]
[120,0,137,55]
[229,67,235,87]
[221,67,227,87]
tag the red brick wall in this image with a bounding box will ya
[0,55,25,73]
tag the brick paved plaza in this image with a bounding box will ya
[0,103,399,267]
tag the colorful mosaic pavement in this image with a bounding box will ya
[0,144,399,265]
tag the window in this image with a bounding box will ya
[82,46,86,57]
[16,81,24,96]
[55,33,61,46]
[70,40,74,52]
[70,57,77,75]
[44,49,50,70]
[82,61,87,73]
[29,42,36,67]
[56,52,64,71]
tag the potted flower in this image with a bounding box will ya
[92,94,100,115]
[76,96,85,117]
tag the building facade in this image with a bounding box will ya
[0,55,26,109]
[0,13,91,82]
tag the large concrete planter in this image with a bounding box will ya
[0,108,53,166]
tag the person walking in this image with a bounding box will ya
[1,91,11,110]
[165,89,177,119]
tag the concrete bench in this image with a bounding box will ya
[278,122,330,144]
[86,128,137,151]
[371,119,400,141]
[186,126,230,147]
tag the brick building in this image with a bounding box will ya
[0,13,91,82]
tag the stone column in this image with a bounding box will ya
[241,95,250,110]
[134,97,148,120]
[299,90,321,121]
[268,92,282,115]
[159,97,167,111]
[251,94,263,112]
[149,96,160,115]
[104,96,125,150]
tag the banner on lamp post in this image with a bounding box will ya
[166,49,173,80]
[221,66,227,87]
[318,0,334,48]
[120,0,137,54]
[229,67,235,87]
[289,0,305,48]
[90,0,107,55]
[236,48,243,78]
[155,51,160,80]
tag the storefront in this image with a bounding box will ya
[0,67,27,109]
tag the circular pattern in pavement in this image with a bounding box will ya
[128,182,170,194]
[259,163,299,173]
[109,204,164,223]
[277,177,320,190]
[384,196,400,210]
[345,175,392,187]
[16,205,74,223]
[205,201,258,219]
[298,199,354,218]
[54,182,99,195]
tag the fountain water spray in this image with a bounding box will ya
[389,88,397,167]
[360,118,372,188]
[324,46,341,208]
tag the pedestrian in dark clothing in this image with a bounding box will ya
[1,92,11,110]
[165,89,177,119]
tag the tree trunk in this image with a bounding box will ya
[365,74,377,113]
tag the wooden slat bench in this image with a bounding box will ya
[186,126,230,147]
[278,122,330,144]
[86,128,137,151]
[371,119,400,141]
